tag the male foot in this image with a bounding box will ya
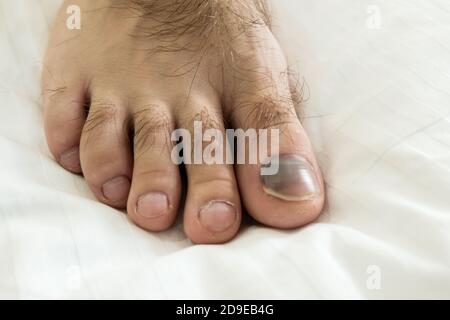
[42,0,325,243]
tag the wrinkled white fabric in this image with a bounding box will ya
[0,0,449,299]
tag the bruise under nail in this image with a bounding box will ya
[261,154,320,201]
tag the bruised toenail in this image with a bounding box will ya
[102,176,130,202]
[261,154,320,201]
[59,146,80,172]
[199,201,236,233]
[136,192,169,218]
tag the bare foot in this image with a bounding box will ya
[42,0,325,243]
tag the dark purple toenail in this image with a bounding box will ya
[261,154,320,201]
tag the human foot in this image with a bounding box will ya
[42,0,325,244]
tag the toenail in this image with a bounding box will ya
[261,154,320,201]
[59,146,80,172]
[102,176,130,202]
[198,201,236,233]
[136,192,169,218]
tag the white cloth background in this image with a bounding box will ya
[0,0,449,299]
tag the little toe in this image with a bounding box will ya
[43,81,87,173]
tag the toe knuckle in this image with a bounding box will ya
[83,160,117,185]
[132,105,172,153]
[191,172,236,191]
[83,100,117,132]
[233,95,296,130]
[42,85,68,105]
[194,107,223,130]
[181,106,224,132]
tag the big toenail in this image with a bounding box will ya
[261,154,320,201]
[59,146,80,172]
[102,176,130,202]
[199,201,236,233]
[136,192,169,218]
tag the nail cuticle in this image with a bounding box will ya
[199,200,235,212]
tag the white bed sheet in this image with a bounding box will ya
[0,0,449,299]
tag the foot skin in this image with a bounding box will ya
[42,0,325,244]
